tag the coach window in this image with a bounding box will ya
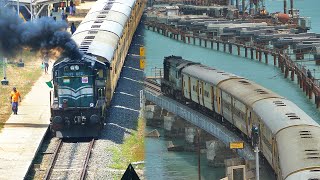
[204,91,209,97]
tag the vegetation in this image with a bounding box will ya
[0,50,42,130]
[109,116,145,170]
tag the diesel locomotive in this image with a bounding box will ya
[161,55,320,180]
[50,0,146,138]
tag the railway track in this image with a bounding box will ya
[144,78,161,93]
[43,139,95,180]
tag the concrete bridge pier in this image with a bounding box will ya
[163,113,176,137]
[291,68,295,81]
[244,47,248,58]
[273,54,277,66]
[206,140,238,167]
[185,127,197,151]
[145,104,163,127]
[229,44,233,54]
[264,52,268,64]
[285,67,289,79]
[206,140,220,167]
[315,95,320,108]
[259,50,262,62]
[250,49,254,59]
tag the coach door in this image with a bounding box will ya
[188,76,191,99]
[182,75,185,97]
[199,81,204,106]
[215,88,221,114]
[246,109,252,135]
[211,86,215,111]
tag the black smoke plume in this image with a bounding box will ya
[0,7,82,59]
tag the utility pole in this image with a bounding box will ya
[17,0,19,16]
[30,0,33,21]
[197,128,201,180]
[3,57,7,79]
[1,57,9,85]
[284,0,287,14]
[252,125,260,180]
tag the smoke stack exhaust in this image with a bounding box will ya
[0,7,82,60]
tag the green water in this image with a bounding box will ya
[144,1,320,179]
[145,128,225,180]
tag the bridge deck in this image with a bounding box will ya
[144,89,255,160]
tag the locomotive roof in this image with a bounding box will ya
[218,79,282,107]
[252,98,319,134]
[276,125,320,179]
[182,64,242,85]
[164,56,195,66]
[53,55,106,69]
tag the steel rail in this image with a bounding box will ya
[43,139,63,180]
[144,79,161,93]
[79,139,95,180]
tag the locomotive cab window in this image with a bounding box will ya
[97,69,104,78]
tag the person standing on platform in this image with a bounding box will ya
[70,22,76,34]
[73,5,76,15]
[61,8,66,21]
[69,0,74,15]
[10,87,21,115]
[43,54,49,74]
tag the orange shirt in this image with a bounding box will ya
[10,91,21,102]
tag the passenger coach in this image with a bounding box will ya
[50,0,146,137]
[161,55,320,180]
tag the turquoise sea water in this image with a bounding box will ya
[144,1,320,179]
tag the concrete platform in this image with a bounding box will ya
[0,67,52,180]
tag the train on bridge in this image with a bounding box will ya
[50,0,146,138]
[161,55,320,180]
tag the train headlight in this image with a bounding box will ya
[70,65,75,71]
[74,65,79,70]
[90,103,94,107]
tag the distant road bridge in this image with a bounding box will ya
[143,79,255,160]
